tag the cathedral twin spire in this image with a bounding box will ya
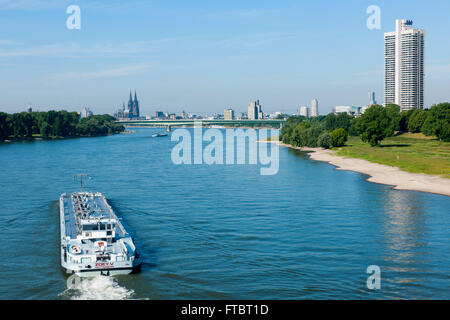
[127,90,140,118]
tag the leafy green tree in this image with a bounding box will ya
[330,128,348,147]
[40,121,51,137]
[348,118,359,136]
[52,115,62,137]
[284,116,305,129]
[291,122,311,147]
[385,104,401,133]
[324,113,337,131]
[304,122,325,147]
[355,105,395,147]
[10,113,27,137]
[46,110,58,127]
[308,115,326,124]
[276,113,289,119]
[280,125,295,145]
[324,113,353,132]
[422,103,450,141]
[399,109,415,132]
[0,110,122,139]
[22,112,36,137]
[407,109,428,133]
[283,120,325,148]
[0,112,11,139]
[281,116,306,145]
[317,132,333,149]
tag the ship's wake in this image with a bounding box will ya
[59,275,135,300]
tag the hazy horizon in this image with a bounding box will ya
[1,0,449,116]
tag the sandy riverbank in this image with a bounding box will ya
[261,141,450,197]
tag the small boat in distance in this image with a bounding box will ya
[60,174,142,277]
[152,132,168,138]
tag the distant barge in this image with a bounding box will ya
[152,132,168,138]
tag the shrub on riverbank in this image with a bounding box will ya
[317,132,333,149]
[330,128,348,147]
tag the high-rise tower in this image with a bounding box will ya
[369,92,377,106]
[384,19,425,111]
[248,100,262,120]
[311,99,319,117]
[299,106,310,118]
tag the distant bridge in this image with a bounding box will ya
[116,119,285,128]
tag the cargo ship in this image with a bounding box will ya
[59,189,142,276]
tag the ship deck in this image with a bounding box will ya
[61,192,127,239]
[77,238,127,256]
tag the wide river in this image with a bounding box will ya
[0,128,449,300]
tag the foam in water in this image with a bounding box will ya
[60,275,135,300]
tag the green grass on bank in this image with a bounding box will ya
[334,133,450,178]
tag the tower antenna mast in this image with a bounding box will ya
[74,174,90,192]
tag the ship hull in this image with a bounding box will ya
[62,263,142,277]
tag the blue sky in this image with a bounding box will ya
[0,0,449,115]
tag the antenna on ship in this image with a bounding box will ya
[74,174,90,192]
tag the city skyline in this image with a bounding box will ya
[0,0,449,115]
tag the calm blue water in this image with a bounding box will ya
[0,128,449,300]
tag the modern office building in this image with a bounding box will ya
[258,100,264,119]
[299,106,310,118]
[82,107,93,118]
[248,101,256,120]
[384,19,425,111]
[224,108,235,120]
[333,106,362,116]
[369,92,377,106]
[248,100,263,120]
[311,99,319,117]
[154,111,164,119]
[333,106,351,114]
